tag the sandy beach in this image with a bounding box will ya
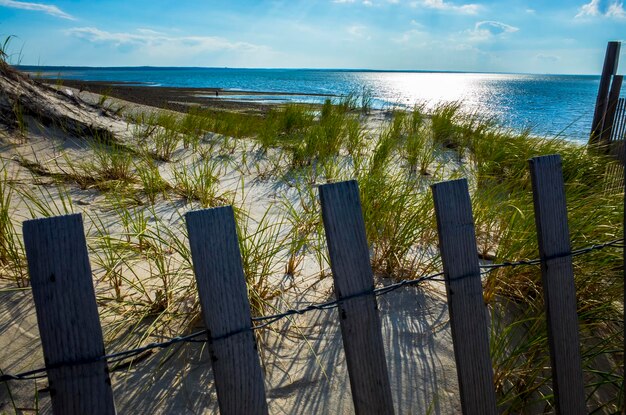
[0,67,464,414]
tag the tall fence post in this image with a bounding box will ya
[185,206,269,415]
[22,214,116,415]
[431,178,498,415]
[529,155,586,414]
[318,180,395,415]
[590,41,621,145]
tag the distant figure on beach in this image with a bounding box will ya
[215,90,218,97]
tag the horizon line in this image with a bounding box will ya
[14,64,601,77]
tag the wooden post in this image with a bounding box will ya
[23,214,115,415]
[431,179,498,415]
[185,206,268,415]
[318,180,395,415]
[600,75,623,146]
[529,155,586,414]
[590,41,621,145]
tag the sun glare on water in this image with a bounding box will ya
[359,71,509,113]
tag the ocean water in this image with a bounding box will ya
[21,66,618,143]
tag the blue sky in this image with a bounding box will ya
[0,0,625,74]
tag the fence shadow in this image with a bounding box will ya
[260,284,461,414]
[0,289,48,414]
[379,285,460,414]
[111,343,219,414]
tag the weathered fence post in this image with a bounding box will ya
[529,155,586,414]
[185,206,268,415]
[431,178,498,415]
[23,214,116,415]
[318,180,395,415]
[590,41,621,145]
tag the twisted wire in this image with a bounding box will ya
[1,238,622,383]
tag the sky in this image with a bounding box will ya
[0,0,625,74]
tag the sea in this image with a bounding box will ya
[19,66,622,143]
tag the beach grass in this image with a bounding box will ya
[0,81,623,413]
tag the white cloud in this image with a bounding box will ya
[333,0,375,4]
[64,27,280,66]
[66,27,263,51]
[576,0,626,18]
[0,0,74,19]
[135,28,167,36]
[411,0,481,15]
[606,1,626,16]
[475,21,519,34]
[466,21,519,42]
[576,0,601,16]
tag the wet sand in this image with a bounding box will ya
[40,78,329,114]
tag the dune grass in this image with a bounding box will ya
[1,89,623,413]
[455,124,623,412]
[0,161,27,287]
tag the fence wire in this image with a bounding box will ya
[0,237,623,384]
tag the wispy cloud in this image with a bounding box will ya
[606,1,626,16]
[0,0,74,19]
[466,20,519,42]
[66,27,266,53]
[332,0,375,4]
[577,0,601,16]
[576,0,626,18]
[535,54,561,62]
[474,21,519,34]
[411,0,481,15]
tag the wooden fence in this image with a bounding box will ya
[606,95,625,144]
[21,154,607,415]
[589,41,625,166]
[590,41,621,146]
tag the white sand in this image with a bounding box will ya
[0,84,462,414]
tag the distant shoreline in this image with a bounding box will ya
[39,78,335,113]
